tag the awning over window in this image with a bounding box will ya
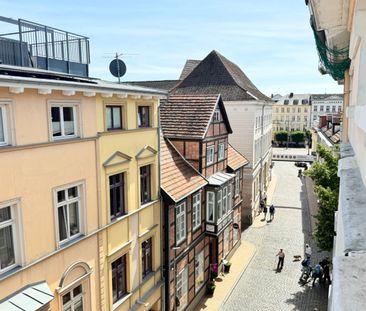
[207,172,235,186]
[0,281,54,310]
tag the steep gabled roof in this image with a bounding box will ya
[160,94,232,139]
[122,80,179,91]
[161,138,207,202]
[227,144,249,170]
[179,59,201,80]
[173,50,270,102]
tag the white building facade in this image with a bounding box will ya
[311,94,343,126]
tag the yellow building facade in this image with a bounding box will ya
[0,70,165,310]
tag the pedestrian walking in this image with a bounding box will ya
[260,199,265,214]
[320,257,331,284]
[312,263,323,286]
[269,204,275,220]
[276,249,285,271]
[305,244,312,259]
[263,192,267,205]
[263,205,268,220]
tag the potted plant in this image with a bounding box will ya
[206,281,216,295]
[224,261,232,273]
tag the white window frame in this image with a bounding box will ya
[54,182,85,246]
[0,104,9,146]
[62,283,84,311]
[213,110,220,122]
[0,200,23,274]
[227,184,232,211]
[218,143,225,161]
[176,266,188,310]
[222,186,227,216]
[175,201,186,245]
[206,192,215,223]
[195,250,204,293]
[192,192,201,231]
[217,190,222,220]
[49,101,80,140]
[206,146,214,165]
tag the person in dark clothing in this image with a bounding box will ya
[312,263,323,286]
[276,249,285,271]
[263,205,268,220]
[269,204,275,220]
[320,257,331,284]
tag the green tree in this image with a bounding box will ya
[290,131,305,145]
[274,131,288,146]
[305,144,340,251]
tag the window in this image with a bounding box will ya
[0,205,17,272]
[297,116,301,121]
[106,106,122,130]
[140,165,151,205]
[223,227,230,257]
[287,107,290,113]
[332,106,336,112]
[217,190,222,220]
[0,104,9,146]
[109,173,125,220]
[176,202,186,244]
[227,184,232,211]
[275,108,279,113]
[112,255,127,303]
[195,251,204,293]
[298,107,301,113]
[213,109,220,122]
[302,99,309,104]
[138,106,150,127]
[142,238,152,278]
[206,192,215,222]
[292,116,295,121]
[281,108,284,113]
[62,284,83,311]
[304,116,307,122]
[326,106,330,112]
[292,107,295,113]
[314,106,318,112]
[218,143,225,161]
[51,105,77,139]
[304,108,308,113]
[293,99,299,105]
[206,146,214,165]
[192,192,201,231]
[320,106,324,112]
[222,187,227,215]
[176,267,188,310]
[338,106,342,112]
[235,171,240,196]
[284,100,289,105]
[56,185,82,244]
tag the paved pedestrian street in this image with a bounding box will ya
[221,161,329,311]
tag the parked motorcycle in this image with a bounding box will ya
[299,261,312,285]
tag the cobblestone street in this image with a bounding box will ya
[221,160,329,311]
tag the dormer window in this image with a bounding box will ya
[213,110,220,122]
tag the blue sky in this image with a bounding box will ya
[1,0,343,96]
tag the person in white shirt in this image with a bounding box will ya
[305,244,312,259]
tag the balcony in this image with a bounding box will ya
[0,16,90,77]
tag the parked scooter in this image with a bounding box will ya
[299,259,312,285]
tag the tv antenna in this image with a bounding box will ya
[108,52,129,83]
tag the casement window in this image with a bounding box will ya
[292,107,295,113]
[314,106,318,112]
[195,251,204,293]
[218,143,225,161]
[192,192,201,231]
[141,238,152,278]
[51,105,77,139]
[62,284,84,311]
[138,106,150,127]
[217,190,222,219]
[0,104,9,146]
[56,185,82,244]
[176,202,186,244]
[235,171,240,196]
[109,173,125,220]
[338,106,342,112]
[0,205,18,273]
[304,116,308,122]
[106,106,122,130]
[206,192,215,222]
[213,109,220,122]
[293,99,299,105]
[223,227,230,257]
[284,100,289,105]
[176,267,188,310]
[332,106,336,112]
[206,146,214,165]
[112,255,127,303]
[320,106,324,112]
[227,184,232,210]
[326,106,330,112]
[140,165,151,205]
[302,99,309,104]
[286,108,290,113]
[297,116,301,122]
[222,187,227,215]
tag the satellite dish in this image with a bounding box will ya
[109,59,127,82]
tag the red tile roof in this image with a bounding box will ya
[161,138,207,202]
[227,144,249,170]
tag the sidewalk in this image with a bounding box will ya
[196,240,256,311]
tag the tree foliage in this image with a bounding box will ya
[290,131,305,145]
[305,144,340,251]
[274,131,288,143]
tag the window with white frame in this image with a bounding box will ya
[192,192,201,231]
[235,171,240,196]
[314,106,318,112]
[51,104,77,139]
[222,186,227,215]
[227,184,232,211]
[218,143,225,161]
[195,251,204,293]
[176,202,186,244]
[0,204,19,273]
[62,284,84,311]
[206,146,214,165]
[217,190,222,220]
[206,192,215,222]
[0,104,9,146]
[56,185,82,244]
[213,109,220,122]
[176,267,188,310]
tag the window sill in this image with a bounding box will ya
[142,270,155,282]
[192,225,201,233]
[0,265,21,281]
[176,237,186,247]
[112,292,132,311]
[59,234,84,248]
[52,135,78,141]
[140,199,158,209]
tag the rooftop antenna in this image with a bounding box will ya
[108,52,128,83]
